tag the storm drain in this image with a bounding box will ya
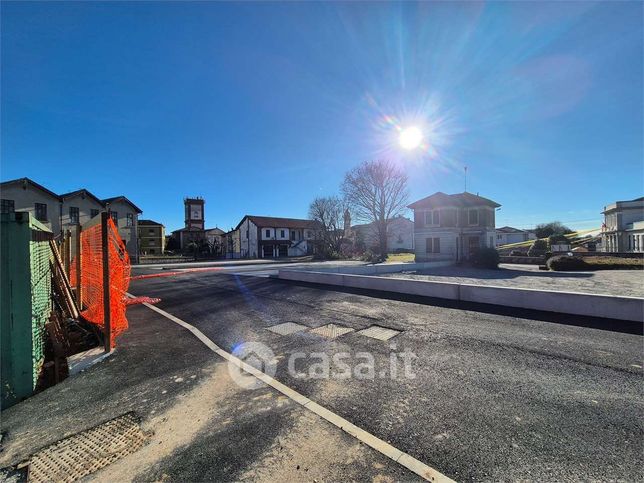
[309,324,354,339]
[357,325,401,341]
[266,322,308,335]
[28,412,148,482]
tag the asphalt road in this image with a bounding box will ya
[126,265,643,481]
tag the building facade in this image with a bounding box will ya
[601,197,644,253]
[0,178,142,260]
[138,220,166,255]
[234,215,320,258]
[349,216,414,252]
[495,226,536,247]
[172,197,207,251]
[408,192,500,262]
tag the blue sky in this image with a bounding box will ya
[2,1,642,232]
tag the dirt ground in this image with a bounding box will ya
[379,264,644,297]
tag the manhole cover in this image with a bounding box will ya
[309,324,354,339]
[357,325,401,341]
[28,412,148,482]
[266,322,308,335]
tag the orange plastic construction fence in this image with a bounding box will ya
[71,218,131,346]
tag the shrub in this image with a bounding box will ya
[547,255,588,271]
[470,247,500,269]
[548,233,569,246]
[527,239,548,258]
[361,250,386,263]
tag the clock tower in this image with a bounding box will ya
[184,197,205,230]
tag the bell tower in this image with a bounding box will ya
[184,197,205,230]
[343,208,351,236]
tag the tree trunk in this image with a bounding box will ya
[378,222,388,258]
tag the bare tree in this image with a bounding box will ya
[341,160,408,258]
[308,196,346,256]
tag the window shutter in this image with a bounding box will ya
[415,210,424,227]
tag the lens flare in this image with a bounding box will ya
[399,126,423,150]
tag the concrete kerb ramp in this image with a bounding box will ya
[277,268,644,323]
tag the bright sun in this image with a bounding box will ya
[399,126,423,150]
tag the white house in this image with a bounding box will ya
[495,226,536,247]
[408,192,500,262]
[601,197,644,253]
[234,215,320,258]
[349,215,414,252]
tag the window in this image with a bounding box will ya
[425,237,440,253]
[111,211,118,223]
[497,234,502,240]
[291,231,296,241]
[149,248,155,254]
[90,209,99,218]
[424,210,440,226]
[1,199,15,214]
[280,229,285,238]
[149,239,156,245]
[245,229,249,239]
[468,209,479,225]
[126,213,134,226]
[149,229,155,235]
[35,203,47,222]
[265,229,271,238]
[69,207,79,224]
[307,230,312,238]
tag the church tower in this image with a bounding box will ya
[343,208,351,236]
[184,197,205,230]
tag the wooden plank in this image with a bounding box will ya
[49,239,79,319]
[101,212,112,351]
[64,230,71,278]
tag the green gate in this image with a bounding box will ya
[1,212,53,409]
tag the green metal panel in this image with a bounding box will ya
[1,212,52,409]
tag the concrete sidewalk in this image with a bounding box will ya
[0,304,417,481]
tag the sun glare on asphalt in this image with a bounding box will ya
[399,126,423,150]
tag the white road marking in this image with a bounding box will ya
[129,293,454,482]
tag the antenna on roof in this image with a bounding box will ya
[464,166,468,192]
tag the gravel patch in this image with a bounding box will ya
[379,264,644,297]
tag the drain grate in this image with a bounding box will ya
[357,325,401,341]
[266,322,308,335]
[309,324,354,339]
[28,412,148,482]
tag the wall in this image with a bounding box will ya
[1,184,61,234]
[238,219,259,258]
[60,194,104,230]
[278,267,643,322]
[104,199,139,259]
[413,231,458,261]
[139,224,165,255]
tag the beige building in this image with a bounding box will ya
[0,177,142,261]
[0,178,61,233]
[138,220,165,255]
